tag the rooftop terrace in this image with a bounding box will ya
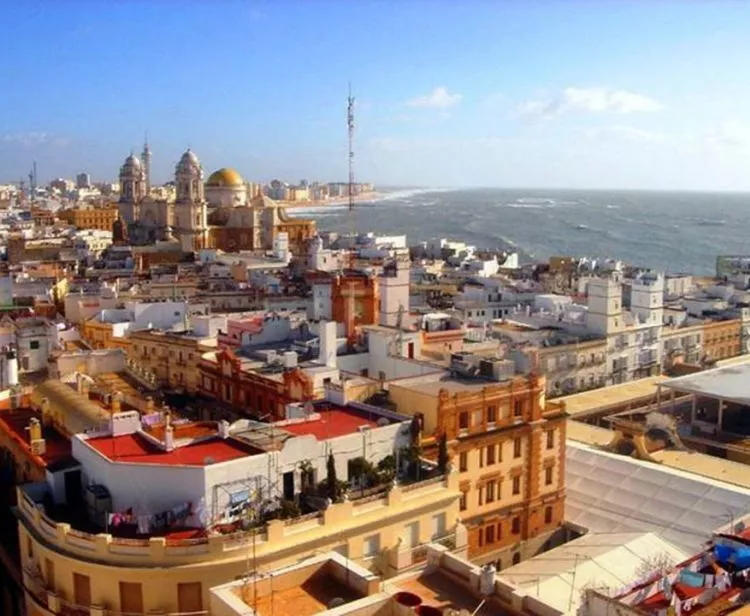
[85,426,260,466]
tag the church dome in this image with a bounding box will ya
[206,168,244,188]
[177,148,200,168]
[123,153,142,168]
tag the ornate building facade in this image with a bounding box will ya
[115,148,316,254]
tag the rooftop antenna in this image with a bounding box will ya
[347,82,356,248]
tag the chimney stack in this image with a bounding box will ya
[319,320,337,368]
[111,391,123,413]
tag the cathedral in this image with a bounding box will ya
[116,145,316,254]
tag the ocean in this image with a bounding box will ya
[289,188,750,276]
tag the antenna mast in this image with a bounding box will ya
[347,83,355,240]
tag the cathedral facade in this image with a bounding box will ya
[116,147,315,254]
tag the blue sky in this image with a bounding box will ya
[3,1,750,190]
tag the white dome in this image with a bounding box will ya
[123,153,142,168]
[176,148,201,175]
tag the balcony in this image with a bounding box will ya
[16,472,460,568]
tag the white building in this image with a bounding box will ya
[63,396,414,525]
[14,317,59,372]
[73,229,113,262]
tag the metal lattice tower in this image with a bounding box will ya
[347,83,355,240]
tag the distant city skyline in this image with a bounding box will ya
[3,1,750,191]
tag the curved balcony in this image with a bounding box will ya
[16,472,460,569]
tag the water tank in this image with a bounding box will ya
[4,348,18,387]
[85,484,112,529]
[283,351,298,369]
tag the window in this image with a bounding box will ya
[479,448,484,468]
[486,481,495,504]
[486,445,495,465]
[512,516,520,534]
[26,535,33,559]
[485,525,495,544]
[513,438,522,458]
[513,400,523,417]
[544,506,553,524]
[545,467,553,486]
[547,430,555,449]
[512,476,521,495]
[45,558,55,589]
[459,413,469,430]
[459,492,467,511]
[29,340,40,350]
[487,405,497,423]
[120,582,144,615]
[363,534,380,557]
[459,452,467,472]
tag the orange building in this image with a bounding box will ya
[308,270,380,341]
[57,206,118,231]
[197,348,314,420]
[702,318,741,361]
[389,373,567,567]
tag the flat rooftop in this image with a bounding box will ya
[0,405,72,468]
[394,376,513,396]
[558,375,666,417]
[660,363,750,406]
[86,431,258,466]
[282,405,383,440]
[241,575,362,616]
[389,570,485,612]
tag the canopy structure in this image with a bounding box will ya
[498,531,687,615]
[657,363,750,428]
[565,442,750,555]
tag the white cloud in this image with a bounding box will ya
[2,132,69,148]
[406,87,462,109]
[518,87,664,118]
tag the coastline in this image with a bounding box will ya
[279,192,382,209]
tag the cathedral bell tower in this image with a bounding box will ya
[141,138,152,195]
[118,153,146,225]
[174,149,207,252]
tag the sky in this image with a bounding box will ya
[3,0,750,191]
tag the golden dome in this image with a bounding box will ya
[206,167,244,188]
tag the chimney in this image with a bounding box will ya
[319,320,337,368]
[28,417,42,441]
[164,425,174,451]
[218,420,230,439]
[27,417,46,456]
[164,411,174,451]
[111,391,123,413]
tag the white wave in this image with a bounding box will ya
[606,204,620,209]
[503,203,547,209]
[516,197,556,205]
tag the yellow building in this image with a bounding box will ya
[388,373,567,567]
[15,383,463,616]
[127,330,215,393]
[57,206,118,232]
[19,473,460,616]
[80,319,130,351]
